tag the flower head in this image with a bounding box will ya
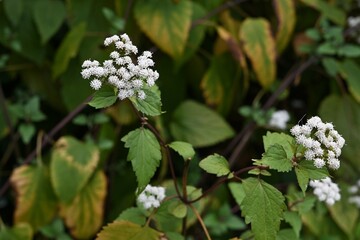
[137,185,166,210]
[290,116,345,170]
[268,110,290,130]
[309,177,341,205]
[348,179,360,208]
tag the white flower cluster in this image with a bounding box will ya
[268,110,290,130]
[309,177,341,205]
[137,185,166,210]
[347,16,360,44]
[290,116,345,170]
[81,34,159,100]
[348,179,360,208]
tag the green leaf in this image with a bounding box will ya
[3,0,23,26]
[24,96,46,121]
[228,182,246,206]
[97,220,162,240]
[241,177,286,240]
[122,128,162,190]
[0,223,33,240]
[337,44,360,57]
[18,123,35,144]
[10,165,58,231]
[322,57,338,77]
[134,0,192,59]
[40,218,66,238]
[116,208,146,226]
[164,232,184,240]
[168,199,187,218]
[295,160,329,193]
[168,141,195,161]
[50,136,100,203]
[130,86,162,116]
[199,154,230,177]
[263,132,294,160]
[60,170,107,239]
[317,42,337,55]
[283,211,302,237]
[276,229,298,240]
[33,0,66,44]
[102,8,125,31]
[52,22,87,79]
[88,85,117,109]
[170,100,235,147]
[259,144,293,172]
[274,0,296,53]
[337,60,360,102]
[240,18,276,88]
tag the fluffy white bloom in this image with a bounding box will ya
[81,33,159,101]
[290,116,345,170]
[348,180,360,208]
[268,110,290,130]
[137,185,166,210]
[310,177,341,205]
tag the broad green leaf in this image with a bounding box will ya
[130,86,162,116]
[33,0,66,44]
[134,0,192,59]
[240,18,276,88]
[96,220,162,240]
[259,144,293,172]
[283,211,302,237]
[168,141,195,161]
[10,165,57,231]
[300,0,346,26]
[286,191,317,214]
[88,85,117,109]
[168,199,187,218]
[229,182,246,206]
[338,44,360,58]
[24,96,46,121]
[164,232,185,240]
[0,223,33,240]
[52,22,87,79]
[199,154,230,177]
[276,229,298,240]
[51,136,100,203]
[317,42,337,55]
[60,170,107,239]
[322,57,338,77]
[116,208,146,226]
[241,178,286,240]
[18,123,35,144]
[263,132,294,159]
[200,53,239,115]
[3,0,23,26]
[295,160,329,193]
[274,0,296,53]
[121,128,162,190]
[337,60,360,102]
[170,100,235,147]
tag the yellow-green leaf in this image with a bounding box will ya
[134,0,192,59]
[240,18,276,88]
[60,170,107,239]
[96,220,162,240]
[10,165,57,231]
[51,136,99,203]
[0,223,33,240]
[274,0,296,54]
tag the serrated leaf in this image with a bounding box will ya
[116,208,146,226]
[168,141,195,161]
[295,160,329,193]
[274,0,296,53]
[10,165,57,231]
[88,85,117,109]
[53,22,87,79]
[33,0,66,44]
[199,154,230,177]
[283,211,302,237]
[96,220,162,240]
[260,144,293,172]
[170,100,235,147]
[337,60,360,102]
[121,128,161,190]
[18,123,35,144]
[51,136,100,203]
[60,170,107,239]
[130,86,162,116]
[229,182,246,206]
[168,199,187,218]
[3,0,23,27]
[0,223,33,240]
[240,18,276,88]
[276,229,298,240]
[263,132,295,161]
[241,177,286,240]
[134,0,192,59]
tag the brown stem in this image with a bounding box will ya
[189,203,212,240]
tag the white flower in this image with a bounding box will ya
[268,110,290,130]
[348,180,360,208]
[137,185,166,210]
[310,177,341,205]
[290,116,345,170]
[90,79,102,90]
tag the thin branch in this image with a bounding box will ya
[188,203,212,240]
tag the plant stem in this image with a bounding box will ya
[189,204,212,240]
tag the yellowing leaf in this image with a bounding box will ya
[134,0,192,59]
[51,136,99,203]
[96,220,162,240]
[240,18,276,88]
[60,170,107,239]
[274,0,296,53]
[10,165,57,231]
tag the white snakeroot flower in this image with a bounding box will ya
[348,180,360,208]
[290,116,345,170]
[310,177,341,205]
[268,110,290,130]
[137,185,166,210]
[81,33,159,101]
